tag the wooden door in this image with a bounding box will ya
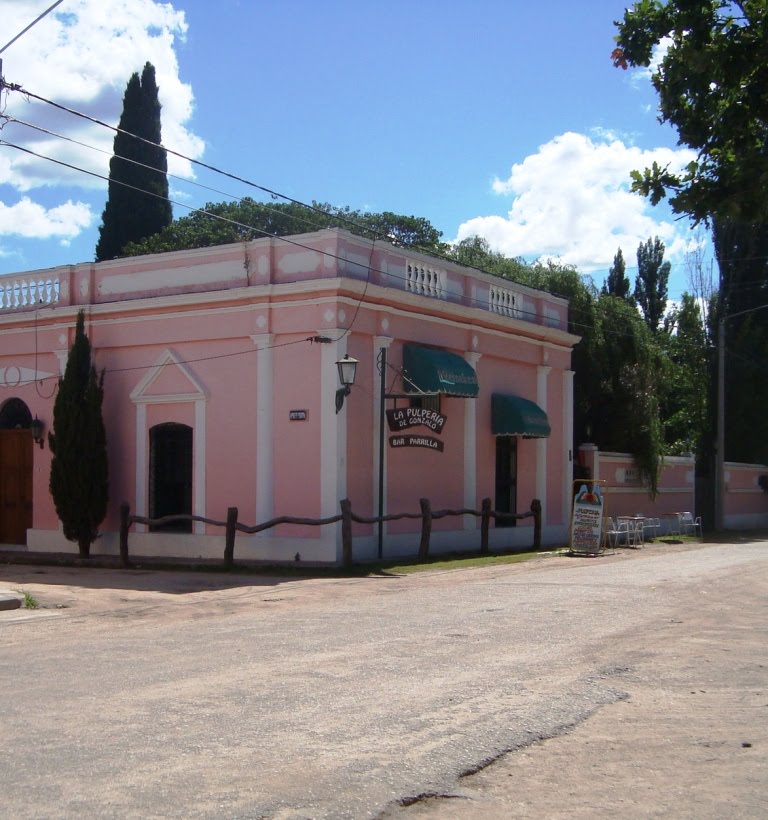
[0,429,33,545]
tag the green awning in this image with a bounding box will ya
[402,344,479,397]
[492,393,551,438]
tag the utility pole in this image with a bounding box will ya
[716,316,725,531]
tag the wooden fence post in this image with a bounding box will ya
[418,498,432,559]
[531,498,542,550]
[480,497,492,553]
[340,498,353,568]
[223,506,238,568]
[119,502,131,568]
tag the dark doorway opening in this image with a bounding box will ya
[0,398,34,545]
[149,423,192,532]
[495,436,517,528]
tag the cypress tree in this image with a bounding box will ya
[634,237,670,332]
[95,62,171,261]
[602,248,631,300]
[48,311,109,557]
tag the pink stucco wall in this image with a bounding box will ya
[1,229,580,562]
[578,447,768,532]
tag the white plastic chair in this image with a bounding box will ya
[603,517,621,547]
[680,512,703,539]
[627,518,644,547]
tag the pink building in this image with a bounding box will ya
[0,229,580,563]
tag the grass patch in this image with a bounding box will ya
[360,549,542,576]
[22,591,39,609]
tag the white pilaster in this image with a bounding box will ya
[320,331,348,524]
[251,334,275,524]
[464,352,482,529]
[563,370,575,525]
[536,365,551,523]
[373,337,393,529]
[193,399,206,534]
[135,402,147,533]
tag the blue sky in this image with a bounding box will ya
[0,0,709,299]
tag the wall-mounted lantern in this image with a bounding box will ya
[31,416,45,449]
[335,354,358,414]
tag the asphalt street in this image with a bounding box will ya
[1,538,766,818]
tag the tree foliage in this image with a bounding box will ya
[123,198,448,257]
[613,0,768,224]
[602,247,631,300]
[48,311,109,557]
[96,62,172,261]
[593,295,664,493]
[453,239,665,493]
[658,294,710,457]
[634,236,671,331]
[713,217,768,462]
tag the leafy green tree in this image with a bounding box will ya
[515,261,664,492]
[602,248,631,300]
[353,211,447,252]
[615,2,768,497]
[48,311,109,557]
[713,217,768,462]
[658,293,710,456]
[449,235,531,280]
[613,0,768,224]
[634,237,670,331]
[96,62,171,261]
[123,199,448,257]
[588,295,664,494]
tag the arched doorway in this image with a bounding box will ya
[0,398,34,545]
[149,422,193,532]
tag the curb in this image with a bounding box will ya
[0,590,23,611]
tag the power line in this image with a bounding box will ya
[0,80,416,249]
[4,115,338,237]
[0,0,64,56]
[2,86,764,372]
[3,131,735,367]
[9,80,768,295]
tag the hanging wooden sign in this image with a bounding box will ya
[386,407,447,433]
[389,434,444,452]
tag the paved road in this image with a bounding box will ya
[1,539,767,819]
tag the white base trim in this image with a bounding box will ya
[26,527,341,563]
[724,513,768,530]
[25,522,567,565]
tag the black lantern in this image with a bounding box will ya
[31,416,44,449]
[335,354,358,414]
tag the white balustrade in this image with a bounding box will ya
[406,262,444,298]
[489,284,522,318]
[0,275,60,311]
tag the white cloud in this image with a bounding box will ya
[0,0,204,190]
[455,131,698,272]
[0,197,92,239]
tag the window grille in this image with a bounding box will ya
[624,467,640,483]
[409,394,441,413]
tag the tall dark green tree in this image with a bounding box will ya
[713,217,768,462]
[48,311,108,557]
[96,62,171,261]
[602,247,631,300]
[658,293,710,456]
[614,1,768,509]
[634,237,670,331]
